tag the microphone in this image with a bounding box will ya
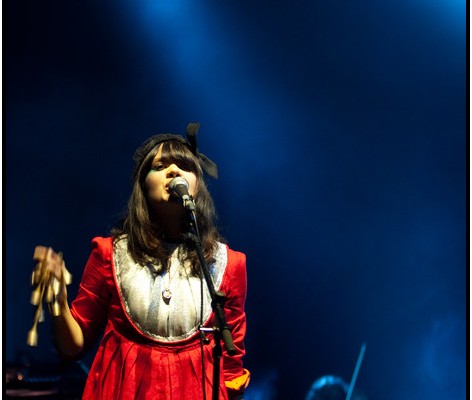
[169,177,195,211]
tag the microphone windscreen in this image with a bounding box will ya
[169,177,189,199]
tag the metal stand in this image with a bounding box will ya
[185,209,236,400]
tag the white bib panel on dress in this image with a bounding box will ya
[113,238,228,342]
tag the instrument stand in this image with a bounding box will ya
[185,209,236,400]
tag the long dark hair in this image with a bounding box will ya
[112,138,223,274]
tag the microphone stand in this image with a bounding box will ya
[184,205,236,400]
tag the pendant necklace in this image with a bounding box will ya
[162,257,179,304]
[162,287,172,304]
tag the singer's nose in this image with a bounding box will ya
[166,163,182,178]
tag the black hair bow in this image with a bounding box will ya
[185,123,218,179]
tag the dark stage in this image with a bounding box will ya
[5,1,467,399]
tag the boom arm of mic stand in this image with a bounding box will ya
[185,211,236,356]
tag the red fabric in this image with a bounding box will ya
[70,237,248,400]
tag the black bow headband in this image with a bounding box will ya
[133,123,219,179]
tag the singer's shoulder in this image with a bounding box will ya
[89,236,114,258]
[224,244,247,266]
[90,236,114,248]
[222,245,247,281]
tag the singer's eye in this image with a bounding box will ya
[151,163,166,171]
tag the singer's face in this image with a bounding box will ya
[144,145,198,210]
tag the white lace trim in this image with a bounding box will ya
[113,238,227,342]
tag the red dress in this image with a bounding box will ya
[70,237,249,400]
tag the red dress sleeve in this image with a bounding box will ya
[70,237,114,350]
[221,248,251,395]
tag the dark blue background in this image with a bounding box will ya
[5,1,467,399]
